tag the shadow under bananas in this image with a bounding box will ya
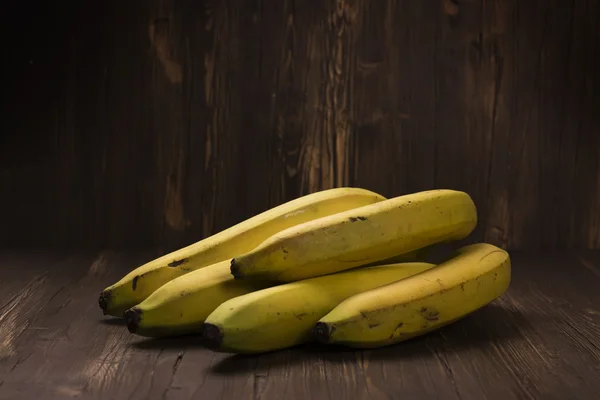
[100,317,127,326]
[210,301,539,375]
[130,333,206,350]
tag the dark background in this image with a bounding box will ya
[1,0,599,252]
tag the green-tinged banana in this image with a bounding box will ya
[123,260,276,337]
[313,243,511,348]
[98,187,386,317]
[231,189,477,283]
[201,262,435,354]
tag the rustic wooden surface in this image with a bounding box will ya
[0,250,599,399]
[2,0,600,251]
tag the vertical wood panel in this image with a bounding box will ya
[481,0,513,249]
[0,0,599,251]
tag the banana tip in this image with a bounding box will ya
[124,308,142,333]
[230,258,242,279]
[98,290,111,313]
[201,323,223,349]
[313,322,333,343]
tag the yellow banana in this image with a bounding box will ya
[231,189,477,283]
[313,243,511,348]
[99,187,386,317]
[123,260,274,337]
[201,262,435,354]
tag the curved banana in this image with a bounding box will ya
[123,260,272,337]
[201,262,435,354]
[231,189,477,283]
[99,187,386,317]
[313,243,511,348]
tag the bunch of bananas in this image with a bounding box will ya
[99,188,511,353]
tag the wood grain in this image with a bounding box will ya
[1,0,600,251]
[0,251,599,399]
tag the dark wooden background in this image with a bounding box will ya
[1,0,599,252]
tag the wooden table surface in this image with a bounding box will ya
[0,250,599,399]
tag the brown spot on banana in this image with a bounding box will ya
[168,258,188,268]
[420,307,440,321]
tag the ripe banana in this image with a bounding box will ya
[313,243,511,348]
[123,260,275,337]
[201,262,435,354]
[98,187,386,317]
[231,189,477,283]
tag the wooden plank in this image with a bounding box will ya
[570,0,600,249]
[463,0,509,249]
[353,0,439,197]
[0,2,75,248]
[0,251,153,398]
[178,0,246,251]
